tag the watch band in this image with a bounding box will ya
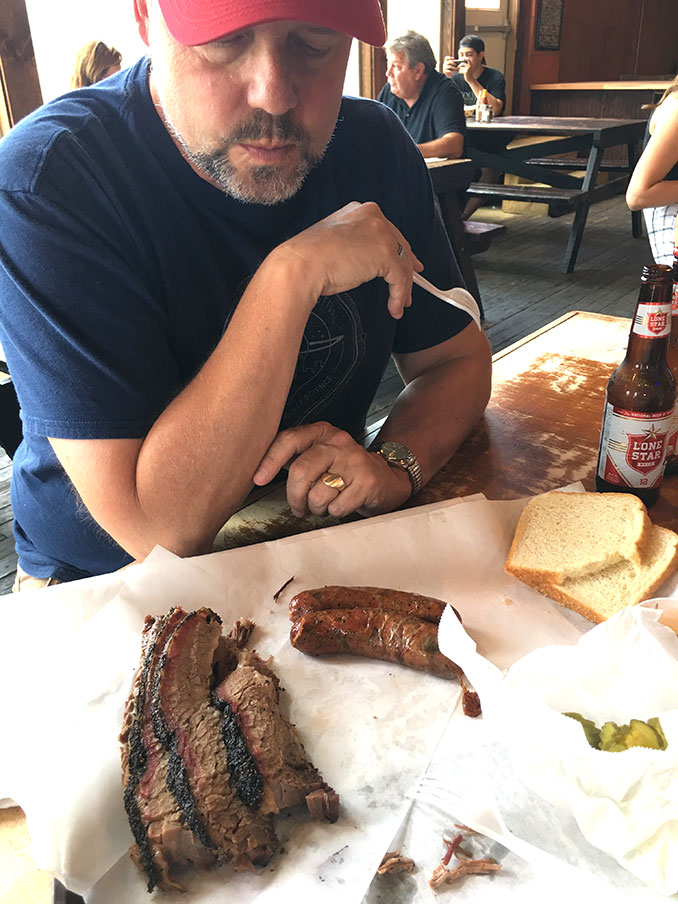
[369,440,424,496]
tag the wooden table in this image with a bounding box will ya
[8,310,678,904]
[425,157,484,316]
[464,115,646,273]
[215,310,678,552]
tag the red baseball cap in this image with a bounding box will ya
[156,0,386,47]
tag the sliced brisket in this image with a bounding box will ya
[119,608,216,892]
[150,609,277,870]
[214,649,339,819]
[121,606,338,893]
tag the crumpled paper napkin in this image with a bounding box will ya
[438,604,678,895]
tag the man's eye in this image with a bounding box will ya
[290,36,332,58]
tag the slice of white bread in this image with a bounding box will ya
[505,491,651,584]
[531,525,678,623]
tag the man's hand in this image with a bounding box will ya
[272,201,423,320]
[252,422,412,518]
[442,56,459,77]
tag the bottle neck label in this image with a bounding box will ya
[633,302,671,338]
[598,403,672,488]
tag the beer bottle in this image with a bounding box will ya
[664,245,678,473]
[595,263,675,506]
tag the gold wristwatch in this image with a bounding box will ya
[369,440,423,496]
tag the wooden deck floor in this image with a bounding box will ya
[0,194,656,592]
[368,193,652,424]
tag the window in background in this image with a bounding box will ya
[343,39,360,96]
[466,0,501,9]
[385,0,441,65]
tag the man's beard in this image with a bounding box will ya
[166,109,326,205]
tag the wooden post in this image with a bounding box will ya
[359,0,386,99]
[440,0,466,65]
[0,0,42,130]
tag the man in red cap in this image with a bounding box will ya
[0,0,491,586]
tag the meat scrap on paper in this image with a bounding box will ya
[288,586,482,715]
[119,606,338,893]
[377,850,416,875]
[429,832,502,889]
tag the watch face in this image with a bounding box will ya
[381,441,410,463]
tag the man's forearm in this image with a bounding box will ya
[380,332,492,486]
[465,77,504,116]
[417,132,464,159]
[51,202,422,561]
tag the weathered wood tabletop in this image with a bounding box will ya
[215,310,678,552]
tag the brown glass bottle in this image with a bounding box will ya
[664,246,678,473]
[595,263,675,507]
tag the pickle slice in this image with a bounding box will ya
[563,714,668,751]
[564,712,602,749]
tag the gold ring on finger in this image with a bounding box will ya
[321,471,346,491]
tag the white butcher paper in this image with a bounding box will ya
[4,483,676,903]
[439,590,678,897]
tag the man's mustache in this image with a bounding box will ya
[228,110,310,145]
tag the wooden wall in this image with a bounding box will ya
[0,0,41,130]
[513,0,678,114]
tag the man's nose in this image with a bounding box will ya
[246,52,298,115]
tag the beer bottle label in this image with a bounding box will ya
[598,403,673,488]
[633,302,671,338]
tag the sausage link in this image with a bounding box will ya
[288,586,452,625]
[289,608,463,681]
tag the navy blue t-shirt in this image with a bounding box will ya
[448,66,506,109]
[377,70,466,145]
[0,58,469,581]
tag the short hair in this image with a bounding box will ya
[387,30,437,73]
[459,34,485,55]
[70,40,122,90]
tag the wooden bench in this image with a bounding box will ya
[524,156,631,173]
[465,182,586,217]
[463,220,507,254]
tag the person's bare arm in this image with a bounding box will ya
[253,320,492,517]
[418,131,465,159]
[49,201,423,561]
[627,95,678,210]
[457,64,504,117]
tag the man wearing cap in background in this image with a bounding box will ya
[443,34,505,120]
[0,0,491,588]
[443,34,508,219]
[377,30,466,160]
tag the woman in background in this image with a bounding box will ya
[626,75,678,264]
[70,40,122,90]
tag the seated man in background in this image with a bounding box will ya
[443,34,505,119]
[377,30,466,159]
[443,34,507,219]
[0,0,491,588]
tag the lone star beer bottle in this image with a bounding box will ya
[595,263,676,506]
[664,245,678,473]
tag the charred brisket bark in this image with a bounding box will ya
[119,608,216,892]
[122,606,332,893]
[150,608,277,870]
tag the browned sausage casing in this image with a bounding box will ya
[289,586,451,625]
[289,608,463,681]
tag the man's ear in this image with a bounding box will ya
[134,0,151,46]
[414,61,426,80]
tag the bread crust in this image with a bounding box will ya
[513,525,678,623]
[505,491,652,585]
